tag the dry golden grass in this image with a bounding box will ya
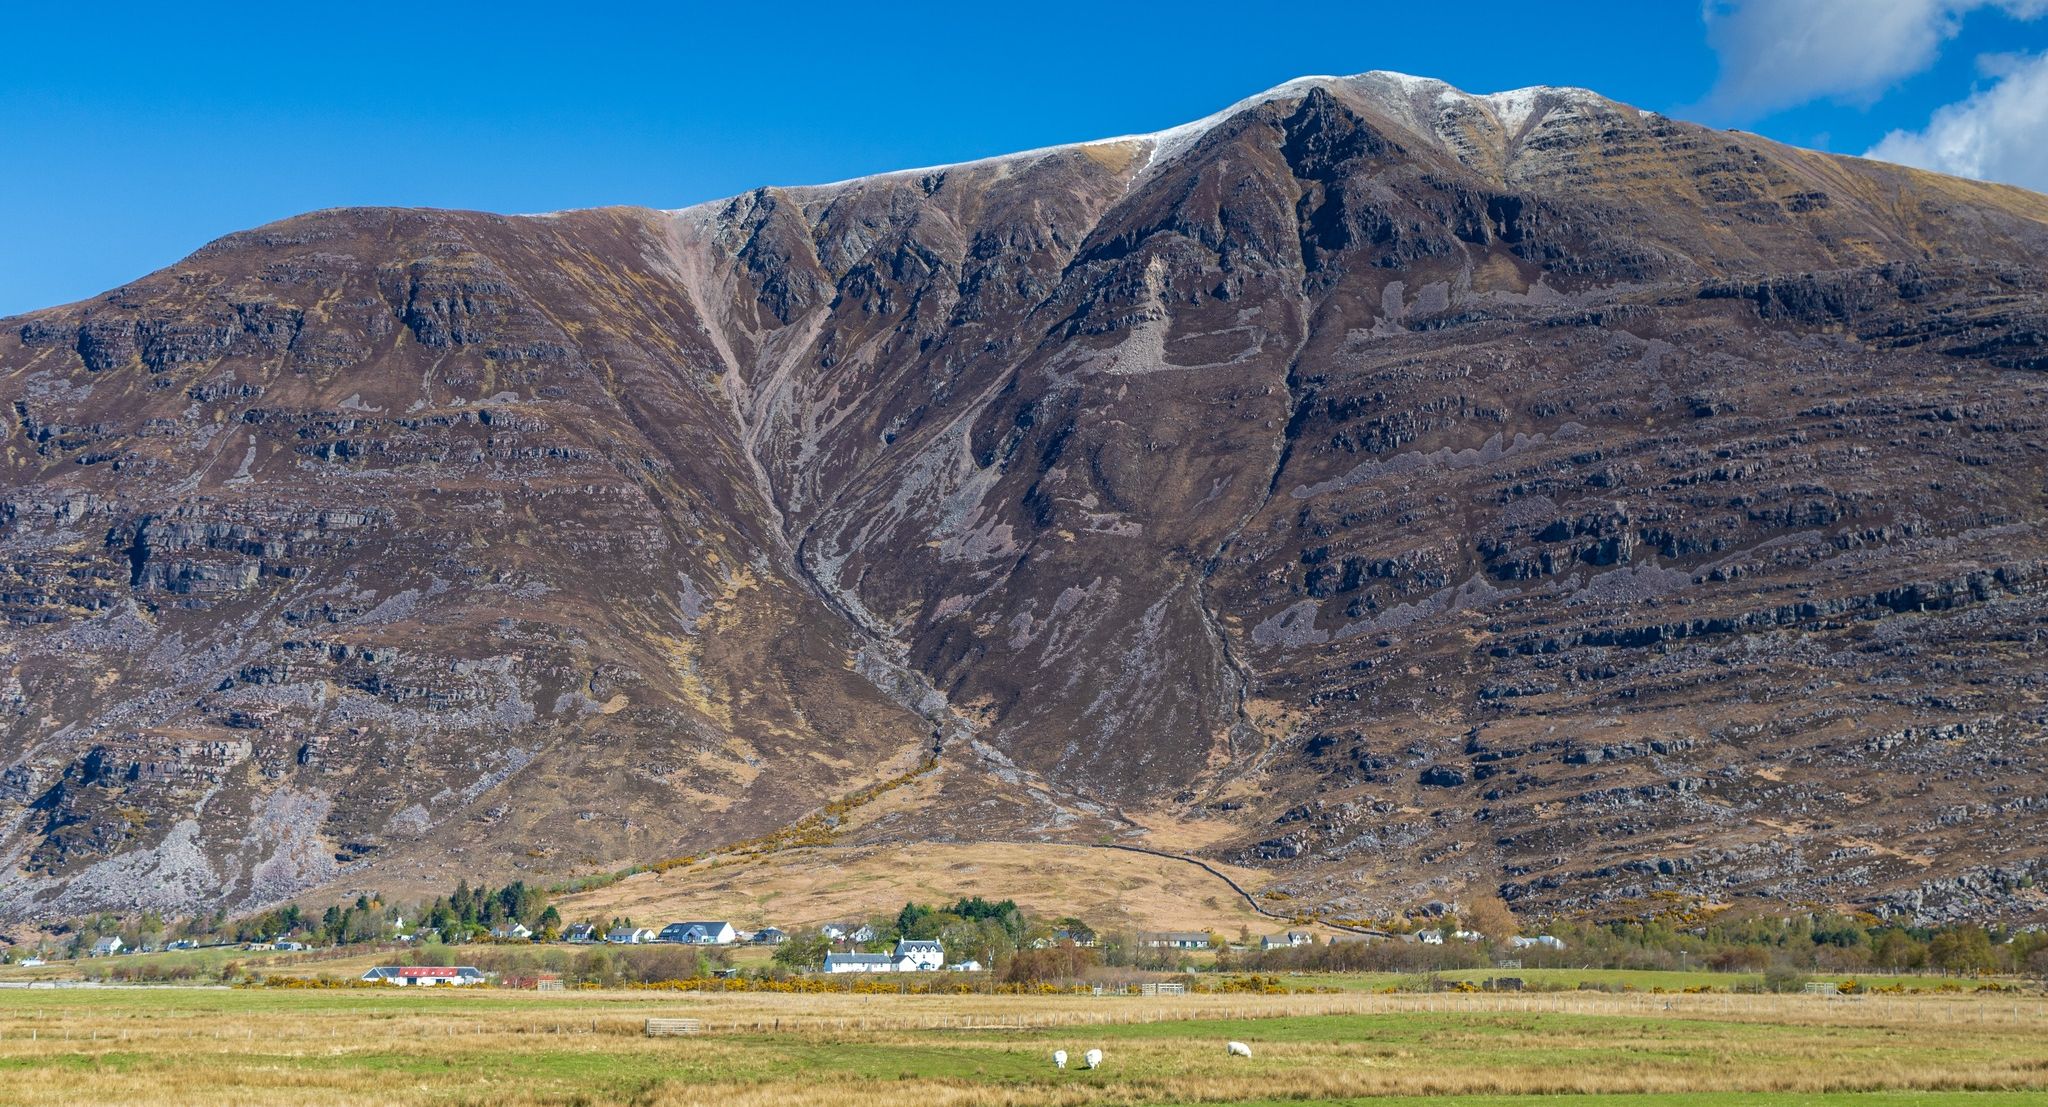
[0,985,2042,1106]
[554,841,1300,937]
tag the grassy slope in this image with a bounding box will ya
[551,840,1305,938]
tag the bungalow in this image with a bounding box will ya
[1137,931,1210,950]
[89,936,124,957]
[1509,935,1567,951]
[1053,927,1098,947]
[361,965,489,987]
[1413,929,1446,945]
[272,939,307,952]
[490,922,533,941]
[821,951,894,974]
[657,921,737,946]
[607,926,657,944]
[751,927,788,945]
[822,923,876,944]
[945,959,984,972]
[563,923,599,944]
[1260,931,1315,950]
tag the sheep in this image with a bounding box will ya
[1083,1048,1103,1070]
[1052,1050,1067,1071]
[1227,1040,1253,1058]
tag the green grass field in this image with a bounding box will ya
[1212,1088,2048,1096]
[1303,967,1989,993]
[0,984,2041,1106]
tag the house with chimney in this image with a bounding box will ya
[822,938,945,973]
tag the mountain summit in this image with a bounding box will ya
[4,72,2047,925]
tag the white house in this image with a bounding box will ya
[607,926,657,944]
[490,923,533,941]
[90,936,124,957]
[361,965,489,987]
[1414,929,1446,945]
[563,923,599,944]
[1261,931,1315,950]
[1138,931,1210,950]
[1509,935,1566,951]
[822,951,894,974]
[945,959,984,972]
[657,921,736,945]
[822,939,945,974]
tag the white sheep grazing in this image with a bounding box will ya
[1227,1040,1253,1058]
[1083,1048,1103,1070]
[1052,1050,1067,1071]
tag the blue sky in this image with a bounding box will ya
[3,0,2045,317]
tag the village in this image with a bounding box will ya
[351,917,1570,986]
[18,877,2032,997]
[35,901,1576,991]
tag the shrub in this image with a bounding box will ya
[1762,965,1809,993]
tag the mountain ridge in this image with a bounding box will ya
[4,71,2047,929]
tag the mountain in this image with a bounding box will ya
[5,72,2047,927]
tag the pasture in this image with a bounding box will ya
[0,984,2043,1105]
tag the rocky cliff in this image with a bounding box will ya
[5,72,2047,925]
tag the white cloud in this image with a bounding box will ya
[1864,50,2048,190]
[1702,0,2048,116]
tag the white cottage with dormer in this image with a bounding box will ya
[821,938,945,973]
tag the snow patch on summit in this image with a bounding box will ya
[652,71,1627,222]
[1481,88,1548,133]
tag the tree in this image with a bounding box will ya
[895,902,931,939]
[1762,964,1809,993]
[1463,892,1520,941]
[1870,929,1918,973]
[773,930,831,972]
[1004,944,1098,984]
[1929,927,1996,976]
